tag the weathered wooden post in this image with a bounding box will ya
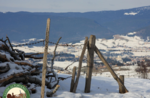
[119,75,125,93]
[70,66,76,92]
[84,35,96,93]
[41,18,50,98]
[94,46,128,93]
[73,37,88,93]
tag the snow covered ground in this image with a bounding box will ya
[55,74,150,98]
[1,35,149,97]
[1,73,150,98]
[13,34,150,58]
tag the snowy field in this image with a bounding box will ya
[1,34,150,97]
[13,34,150,58]
[1,73,150,98]
[56,74,150,98]
[1,60,150,98]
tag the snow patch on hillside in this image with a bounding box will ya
[127,32,137,35]
[124,12,139,15]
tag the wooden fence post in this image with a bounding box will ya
[41,18,50,98]
[119,75,125,93]
[73,37,88,93]
[70,66,76,92]
[94,46,128,93]
[84,35,96,93]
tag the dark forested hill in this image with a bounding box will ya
[0,6,150,42]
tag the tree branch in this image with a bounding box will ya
[6,36,14,51]
[50,37,62,81]
[51,37,62,70]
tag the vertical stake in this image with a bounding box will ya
[119,75,125,93]
[73,37,88,93]
[84,35,96,93]
[41,18,50,98]
[70,66,76,92]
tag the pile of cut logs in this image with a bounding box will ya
[0,37,63,97]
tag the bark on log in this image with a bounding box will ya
[0,44,9,51]
[73,37,88,93]
[0,39,9,50]
[94,46,129,93]
[1,77,27,86]
[14,61,39,68]
[0,53,10,62]
[0,70,36,83]
[6,48,22,60]
[0,37,26,60]
[0,45,21,60]
[0,64,10,74]
[1,76,53,89]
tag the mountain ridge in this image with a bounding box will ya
[0,6,150,42]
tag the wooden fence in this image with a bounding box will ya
[41,18,128,98]
[70,35,128,93]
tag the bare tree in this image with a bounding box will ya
[135,61,148,79]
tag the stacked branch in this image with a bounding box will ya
[25,53,44,59]
[0,69,36,84]
[14,61,40,68]
[0,36,61,97]
[0,64,10,74]
[0,37,44,60]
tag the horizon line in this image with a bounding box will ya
[1,5,150,14]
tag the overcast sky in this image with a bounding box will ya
[0,0,150,13]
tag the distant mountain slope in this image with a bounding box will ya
[103,15,150,34]
[134,25,150,39]
[0,6,150,42]
[0,12,114,42]
[40,6,150,34]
